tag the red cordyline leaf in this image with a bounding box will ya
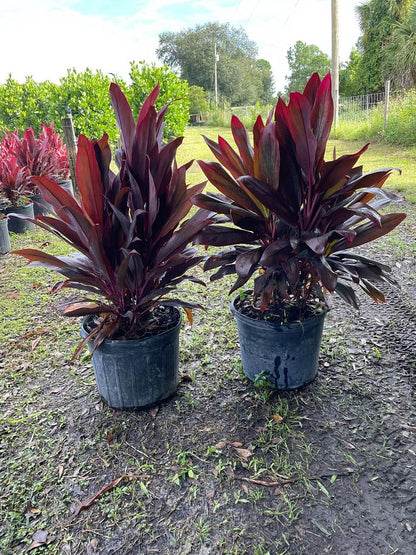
[253,115,265,178]
[302,72,321,105]
[217,136,247,178]
[231,115,254,174]
[258,123,280,190]
[109,83,136,158]
[30,176,92,247]
[310,73,333,169]
[198,160,261,215]
[76,135,104,225]
[286,92,317,186]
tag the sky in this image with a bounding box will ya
[0,0,362,94]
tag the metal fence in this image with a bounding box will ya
[339,90,400,121]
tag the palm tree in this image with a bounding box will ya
[355,0,411,92]
[382,1,416,88]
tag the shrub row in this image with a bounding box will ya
[0,63,189,144]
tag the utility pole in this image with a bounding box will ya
[214,43,219,107]
[331,0,339,130]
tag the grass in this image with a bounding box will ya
[178,126,416,202]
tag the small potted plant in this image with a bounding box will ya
[38,123,73,195]
[12,124,72,216]
[12,83,212,409]
[0,151,35,234]
[193,72,406,389]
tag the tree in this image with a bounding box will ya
[127,62,189,139]
[382,1,416,88]
[255,59,275,104]
[189,85,209,116]
[339,48,363,96]
[285,41,331,94]
[355,0,411,92]
[157,22,273,105]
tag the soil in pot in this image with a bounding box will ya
[231,295,327,389]
[81,307,182,410]
[6,203,35,234]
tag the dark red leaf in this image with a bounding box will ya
[231,115,254,174]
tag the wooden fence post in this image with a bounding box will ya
[61,112,78,193]
[383,80,391,133]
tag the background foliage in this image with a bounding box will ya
[285,41,331,94]
[0,64,189,143]
[127,62,189,140]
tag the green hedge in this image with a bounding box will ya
[0,63,190,144]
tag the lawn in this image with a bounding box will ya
[0,129,415,554]
[178,126,416,202]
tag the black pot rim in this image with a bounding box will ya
[230,295,328,332]
[5,202,34,212]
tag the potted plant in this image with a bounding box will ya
[193,72,406,389]
[0,150,35,234]
[12,124,72,215]
[37,123,73,195]
[12,83,212,409]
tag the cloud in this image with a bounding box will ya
[0,0,361,92]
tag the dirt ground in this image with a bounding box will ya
[0,203,415,555]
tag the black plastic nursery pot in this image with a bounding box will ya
[6,203,35,233]
[0,217,11,254]
[57,179,74,196]
[80,310,182,410]
[230,297,327,389]
[30,193,53,217]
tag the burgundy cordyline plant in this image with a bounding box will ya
[13,124,70,186]
[12,84,212,355]
[193,73,406,320]
[0,124,70,202]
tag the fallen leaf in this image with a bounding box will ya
[234,447,253,459]
[27,530,49,551]
[31,282,44,288]
[271,414,283,423]
[230,441,244,447]
[58,465,64,479]
[215,441,227,450]
[27,542,47,552]
[31,337,41,351]
[33,530,48,543]
[5,293,20,299]
[184,307,194,326]
[149,406,159,418]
